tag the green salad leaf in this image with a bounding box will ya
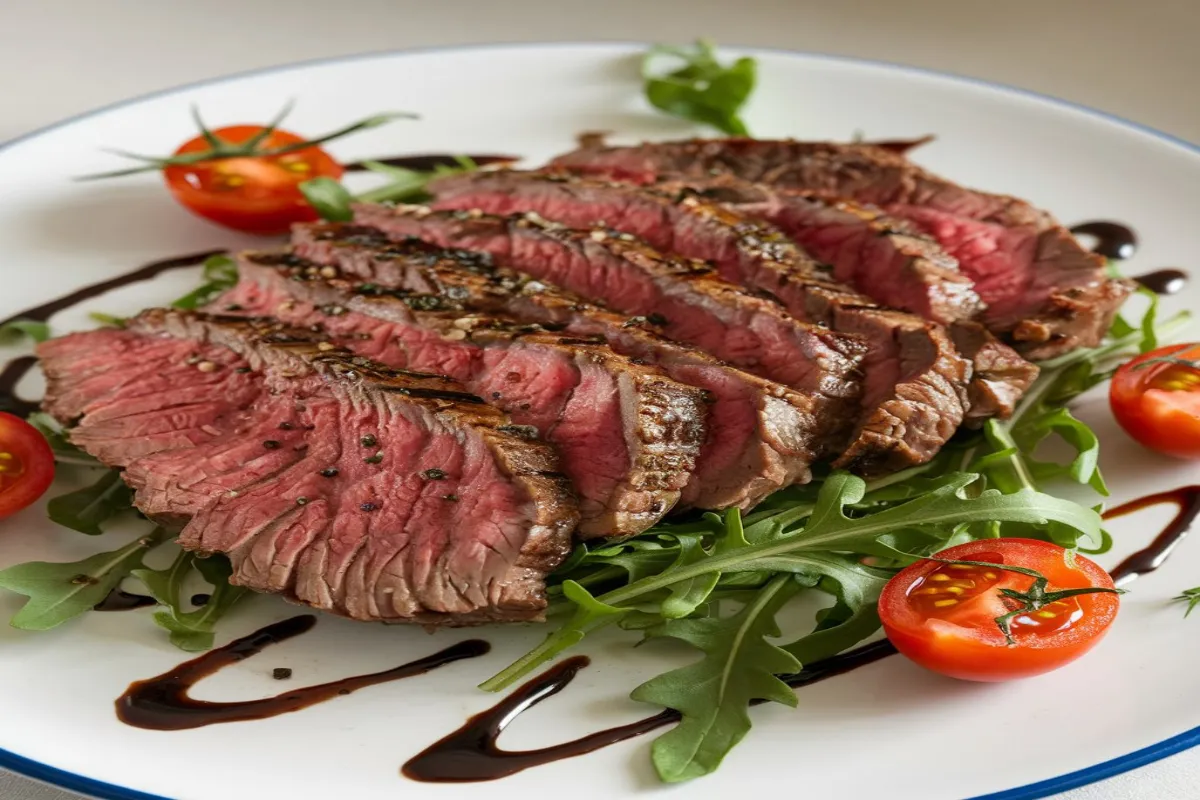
[46,469,134,535]
[171,253,238,310]
[301,155,481,221]
[631,575,801,782]
[299,176,355,222]
[0,528,167,630]
[134,551,249,651]
[1178,587,1200,618]
[642,40,757,135]
[0,319,50,346]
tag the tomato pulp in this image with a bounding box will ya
[0,412,55,519]
[1110,342,1200,459]
[164,126,343,235]
[879,539,1119,681]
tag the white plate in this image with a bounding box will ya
[0,42,1197,800]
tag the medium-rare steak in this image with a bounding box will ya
[217,251,707,540]
[549,138,1133,358]
[290,223,821,509]
[430,169,983,325]
[359,204,971,473]
[428,169,1035,422]
[37,310,578,624]
[352,207,867,413]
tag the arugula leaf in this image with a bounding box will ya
[0,528,167,630]
[642,40,756,135]
[1178,587,1200,618]
[88,312,127,328]
[26,413,99,467]
[299,177,355,222]
[171,253,237,310]
[0,319,50,346]
[485,471,1102,690]
[631,575,801,782]
[355,156,479,205]
[46,469,133,535]
[133,551,249,651]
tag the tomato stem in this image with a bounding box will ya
[922,557,1124,646]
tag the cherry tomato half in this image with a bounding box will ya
[164,126,344,235]
[1110,342,1200,459]
[0,412,56,520]
[879,538,1119,682]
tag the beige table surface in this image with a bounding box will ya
[1,1,1197,798]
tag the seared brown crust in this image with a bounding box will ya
[125,308,579,624]
[291,221,821,509]
[238,251,708,539]
[549,138,1133,357]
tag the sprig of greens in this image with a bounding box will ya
[1176,587,1200,617]
[299,155,480,222]
[0,528,168,630]
[171,253,238,310]
[133,551,248,651]
[45,469,134,535]
[0,319,50,346]
[79,105,417,181]
[642,40,757,136]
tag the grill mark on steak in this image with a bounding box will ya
[430,169,984,325]
[37,310,578,625]
[346,206,869,455]
[290,222,822,510]
[548,138,1133,358]
[428,169,1035,424]
[218,251,708,540]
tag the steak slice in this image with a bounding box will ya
[218,251,707,540]
[39,310,578,624]
[430,169,983,324]
[357,204,973,473]
[348,205,868,447]
[291,223,820,509]
[428,169,1034,421]
[549,138,1134,357]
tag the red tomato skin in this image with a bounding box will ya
[0,412,56,520]
[1110,343,1200,459]
[163,126,344,236]
[879,539,1119,682]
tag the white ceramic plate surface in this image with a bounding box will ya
[0,42,1197,800]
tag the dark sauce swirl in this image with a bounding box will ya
[1107,486,1200,584]
[403,640,895,782]
[116,614,489,731]
[1070,221,1139,260]
[93,590,156,612]
[1133,269,1189,296]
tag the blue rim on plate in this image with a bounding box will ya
[0,41,1195,800]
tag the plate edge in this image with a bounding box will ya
[0,38,1197,800]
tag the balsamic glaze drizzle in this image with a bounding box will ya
[0,356,39,417]
[1070,221,1139,260]
[116,615,489,731]
[1134,269,1189,296]
[93,590,156,612]
[402,640,897,782]
[1106,486,1200,585]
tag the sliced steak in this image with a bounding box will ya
[218,251,707,539]
[549,138,1133,357]
[430,169,983,324]
[39,310,578,624]
[291,222,821,508]
[368,202,976,472]
[348,206,867,445]
[429,169,1034,421]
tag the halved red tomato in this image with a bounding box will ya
[1110,342,1200,459]
[0,412,56,519]
[879,538,1119,682]
[163,126,344,235]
